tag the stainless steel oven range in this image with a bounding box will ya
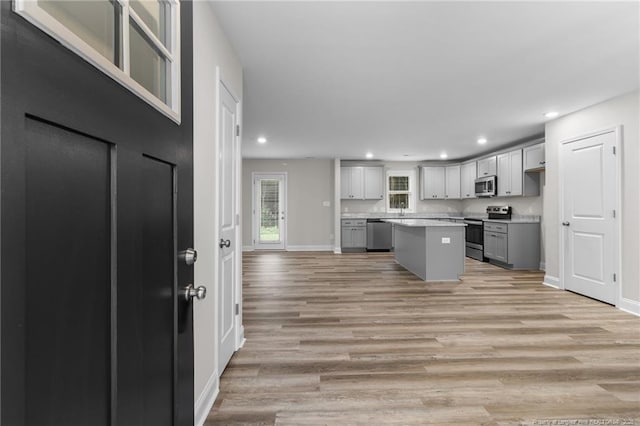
[463,218,484,260]
[464,205,512,261]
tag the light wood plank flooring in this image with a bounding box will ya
[206,252,640,425]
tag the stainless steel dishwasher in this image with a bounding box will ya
[366,219,392,251]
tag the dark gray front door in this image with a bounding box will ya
[0,2,194,425]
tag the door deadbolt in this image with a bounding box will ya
[178,248,198,265]
[219,239,231,248]
[183,284,207,301]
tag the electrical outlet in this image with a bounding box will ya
[441,237,451,244]
[322,201,330,207]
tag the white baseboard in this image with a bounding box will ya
[618,297,640,317]
[539,261,546,271]
[242,245,254,252]
[543,274,561,289]
[237,325,246,349]
[333,247,342,254]
[286,245,333,252]
[195,371,219,426]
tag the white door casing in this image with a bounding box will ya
[253,173,287,250]
[218,81,239,374]
[560,128,620,305]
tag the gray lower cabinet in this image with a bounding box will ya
[483,222,540,269]
[341,219,366,250]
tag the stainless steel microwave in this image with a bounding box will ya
[475,175,497,197]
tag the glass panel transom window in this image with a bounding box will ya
[387,170,415,213]
[15,0,181,122]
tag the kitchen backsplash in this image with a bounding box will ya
[342,199,462,214]
[343,172,544,218]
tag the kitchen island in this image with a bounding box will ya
[385,219,466,281]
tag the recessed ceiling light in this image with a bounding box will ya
[477,138,487,145]
[257,136,267,144]
[440,153,448,159]
[544,111,559,119]
[366,152,373,159]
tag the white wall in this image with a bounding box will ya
[193,2,243,423]
[544,91,639,309]
[242,159,335,250]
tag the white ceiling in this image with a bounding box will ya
[210,1,639,161]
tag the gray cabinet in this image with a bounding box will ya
[420,166,445,199]
[476,156,497,178]
[363,167,384,199]
[341,166,384,200]
[340,167,364,199]
[524,143,546,171]
[420,165,460,200]
[483,221,540,269]
[445,165,461,199]
[497,149,523,197]
[341,219,366,250]
[460,161,476,199]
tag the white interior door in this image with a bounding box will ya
[218,83,238,374]
[562,129,618,304]
[253,173,286,250]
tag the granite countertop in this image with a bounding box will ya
[384,219,467,227]
[341,213,466,220]
[483,218,540,224]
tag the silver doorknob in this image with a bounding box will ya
[178,248,197,265]
[562,221,570,226]
[183,284,207,301]
[219,239,231,248]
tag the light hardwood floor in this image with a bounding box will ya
[206,252,640,425]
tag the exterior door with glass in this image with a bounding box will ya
[253,173,287,250]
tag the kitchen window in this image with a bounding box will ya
[387,170,416,213]
[14,0,181,123]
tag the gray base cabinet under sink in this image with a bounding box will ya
[483,222,540,269]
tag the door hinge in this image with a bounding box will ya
[236,124,240,137]
[613,146,616,155]
[613,273,617,282]
[613,209,616,218]
[235,303,239,315]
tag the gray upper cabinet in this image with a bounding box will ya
[420,165,461,200]
[341,166,364,199]
[460,161,476,199]
[497,149,523,197]
[445,165,461,199]
[341,166,384,200]
[476,155,497,177]
[363,166,384,199]
[524,143,546,171]
[420,166,445,199]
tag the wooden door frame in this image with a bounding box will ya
[559,125,622,306]
[252,172,288,250]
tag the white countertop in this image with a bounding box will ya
[384,219,467,227]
